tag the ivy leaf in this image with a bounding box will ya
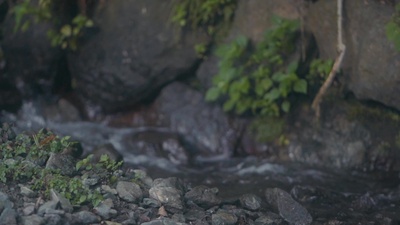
[223,99,236,111]
[286,61,298,74]
[281,101,290,113]
[293,79,307,94]
[264,88,280,101]
[205,87,220,101]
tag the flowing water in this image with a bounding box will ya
[2,101,400,223]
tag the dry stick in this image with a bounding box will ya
[311,0,346,119]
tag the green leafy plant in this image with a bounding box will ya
[386,3,400,51]
[172,0,237,35]
[0,125,123,207]
[206,17,307,117]
[11,0,93,50]
[307,58,334,86]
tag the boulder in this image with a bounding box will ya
[306,0,400,110]
[68,0,209,112]
[2,4,63,98]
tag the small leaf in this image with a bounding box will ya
[60,25,72,37]
[264,88,280,101]
[223,99,236,111]
[293,79,307,94]
[281,101,290,113]
[205,87,220,101]
[286,61,298,74]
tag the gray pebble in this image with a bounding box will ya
[117,181,143,203]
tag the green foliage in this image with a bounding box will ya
[386,3,400,51]
[206,17,306,117]
[306,59,334,86]
[0,126,122,207]
[172,0,237,35]
[11,0,93,50]
[250,117,285,142]
[32,170,103,206]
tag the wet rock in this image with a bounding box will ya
[82,174,100,187]
[141,218,186,225]
[265,188,312,225]
[288,112,371,169]
[71,211,101,224]
[101,185,118,195]
[37,200,60,217]
[43,99,82,122]
[50,189,73,213]
[142,198,161,208]
[22,203,35,216]
[239,194,262,211]
[171,213,185,223]
[0,191,13,212]
[185,185,221,209]
[154,82,242,158]
[45,152,76,176]
[116,181,143,203]
[2,5,63,99]
[91,143,123,163]
[68,0,208,112]
[43,213,63,225]
[123,131,189,165]
[149,177,185,212]
[254,212,283,225]
[211,210,238,225]
[351,192,377,211]
[20,214,45,225]
[184,209,206,221]
[20,185,37,198]
[94,198,118,219]
[0,207,17,225]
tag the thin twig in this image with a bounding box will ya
[311,0,346,119]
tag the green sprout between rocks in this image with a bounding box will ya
[0,124,123,207]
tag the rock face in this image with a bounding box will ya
[306,0,400,110]
[2,7,63,99]
[154,82,243,159]
[68,0,208,112]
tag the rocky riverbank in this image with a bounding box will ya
[1,123,400,225]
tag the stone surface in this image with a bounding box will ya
[211,210,238,225]
[306,0,400,111]
[116,181,143,203]
[149,177,185,212]
[265,188,312,225]
[154,82,243,159]
[94,198,118,219]
[50,189,73,213]
[185,185,221,209]
[71,211,100,224]
[123,131,189,166]
[288,107,371,169]
[0,207,17,225]
[21,215,45,225]
[45,152,76,176]
[239,194,262,211]
[68,0,208,112]
[2,9,63,99]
